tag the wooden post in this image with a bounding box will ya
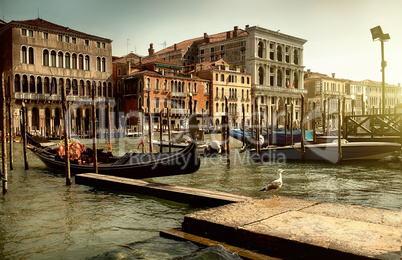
[342,96,346,139]
[251,104,254,146]
[159,110,163,153]
[167,108,171,153]
[92,84,98,174]
[313,102,317,144]
[301,95,306,161]
[108,101,111,145]
[22,103,28,170]
[225,97,230,165]
[62,85,71,185]
[284,104,288,146]
[255,99,260,156]
[270,107,274,145]
[242,105,245,147]
[147,94,153,153]
[202,108,204,132]
[141,107,145,153]
[8,98,13,170]
[1,73,8,194]
[265,105,269,147]
[338,97,342,163]
[323,99,326,136]
[290,103,294,145]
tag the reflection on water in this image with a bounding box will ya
[0,137,401,259]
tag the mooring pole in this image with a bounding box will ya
[271,107,274,145]
[62,85,71,185]
[1,73,8,194]
[92,84,98,174]
[22,103,28,170]
[290,102,294,146]
[242,105,245,147]
[284,104,288,146]
[159,109,163,153]
[338,97,342,163]
[225,97,230,165]
[167,108,171,153]
[265,105,269,147]
[313,102,317,144]
[147,94,153,153]
[255,99,260,156]
[8,98,13,170]
[301,94,306,161]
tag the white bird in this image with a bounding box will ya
[260,169,285,197]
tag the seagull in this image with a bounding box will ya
[260,169,285,197]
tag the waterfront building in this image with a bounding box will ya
[123,57,210,132]
[362,80,402,114]
[304,70,349,128]
[151,26,307,126]
[190,59,252,130]
[0,18,113,137]
[345,80,368,115]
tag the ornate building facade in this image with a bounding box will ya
[0,18,113,137]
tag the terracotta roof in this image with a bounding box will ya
[113,53,142,63]
[137,57,182,67]
[9,18,111,42]
[154,28,248,55]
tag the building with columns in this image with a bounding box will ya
[151,25,307,126]
[0,18,113,137]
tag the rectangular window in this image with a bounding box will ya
[102,42,106,49]
[72,37,76,44]
[58,35,63,41]
[96,42,100,48]
[65,36,70,43]
[84,39,89,46]
[220,45,224,51]
[200,49,204,54]
[43,32,48,40]
[28,30,34,37]
[211,47,215,53]
[21,29,27,36]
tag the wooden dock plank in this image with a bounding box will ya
[75,173,251,206]
[160,228,280,260]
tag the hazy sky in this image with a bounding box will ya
[2,0,402,85]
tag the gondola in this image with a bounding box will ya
[27,117,201,179]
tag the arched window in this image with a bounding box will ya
[277,46,282,62]
[98,81,102,96]
[258,66,264,85]
[14,74,21,92]
[78,54,84,70]
[96,57,101,71]
[146,78,151,91]
[194,83,197,94]
[66,79,71,95]
[277,69,282,87]
[21,46,27,63]
[293,72,299,89]
[258,41,264,58]
[44,77,49,94]
[221,74,224,82]
[294,50,299,65]
[50,50,56,67]
[28,47,34,64]
[73,79,78,95]
[103,82,106,97]
[22,75,28,93]
[43,49,49,66]
[58,51,63,68]
[84,55,90,70]
[29,76,35,93]
[108,82,112,97]
[37,76,42,94]
[65,53,70,69]
[86,81,91,97]
[101,57,106,72]
[72,53,77,69]
[215,73,219,81]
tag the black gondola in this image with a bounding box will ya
[27,117,201,179]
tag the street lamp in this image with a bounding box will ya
[370,25,390,114]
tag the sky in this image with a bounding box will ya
[2,0,402,85]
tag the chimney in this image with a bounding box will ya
[148,43,154,56]
[204,33,210,43]
[174,43,177,51]
[332,73,335,78]
[139,57,142,64]
[226,31,231,39]
[245,25,249,29]
[233,26,239,37]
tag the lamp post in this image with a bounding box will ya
[370,25,390,114]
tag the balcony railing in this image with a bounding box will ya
[171,108,188,115]
[171,92,187,98]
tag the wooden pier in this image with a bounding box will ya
[75,173,400,259]
[75,173,251,206]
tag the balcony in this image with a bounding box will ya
[171,92,187,98]
[171,108,188,115]
[255,85,307,95]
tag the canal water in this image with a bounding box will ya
[0,136,401,259]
